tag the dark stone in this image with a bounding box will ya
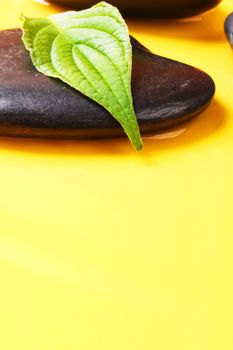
[225,13,233,48]
[0,29,215,139]
[49,0,222,18]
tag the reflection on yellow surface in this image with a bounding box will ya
[0,0,233,349]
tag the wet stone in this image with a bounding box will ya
[0,29,215,139]
[49,0,222,18]
[225,13,233,48]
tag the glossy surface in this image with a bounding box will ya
[1,1,233,350]
[225,12,233,47]
[0,29,214,139]
[50,0,222,17]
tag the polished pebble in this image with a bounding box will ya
[225,12,233,48]
[49,0,222,18]
[0,29,215,139]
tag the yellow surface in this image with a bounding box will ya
[0,0,233,349]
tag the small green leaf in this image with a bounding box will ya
[21,2,143,151]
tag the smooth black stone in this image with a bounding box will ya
[225,13,233,48]
[50,0,222,18]
[0,29,215,139]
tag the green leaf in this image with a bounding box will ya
[21,2,143,151]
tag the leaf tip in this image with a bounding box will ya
[135,140,144,152]
[19,13,26,23]
[95,1,110,7]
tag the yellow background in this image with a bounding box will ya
[0,0,233,349]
